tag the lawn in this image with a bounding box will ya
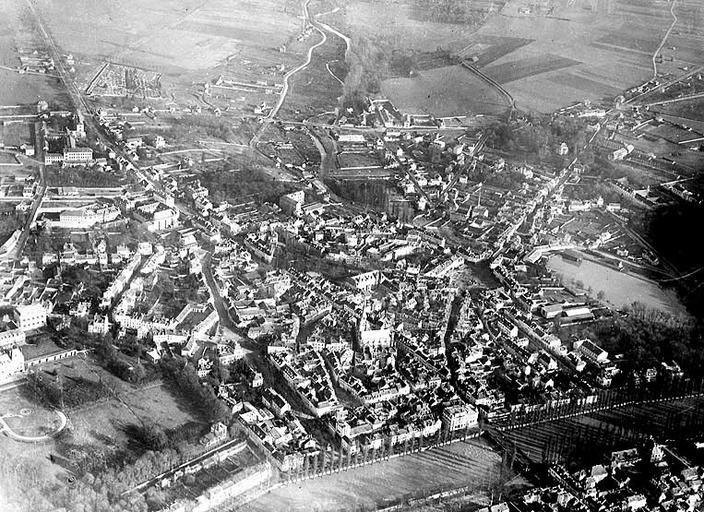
[43,356,203,450]
[244,438,509,512]
[0,0,72,108]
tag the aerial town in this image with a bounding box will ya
[0,0,703,511]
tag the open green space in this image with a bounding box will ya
[244,438,511,512]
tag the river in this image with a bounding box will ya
[546,253,686,316]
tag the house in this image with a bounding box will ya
[0,326,26,348]
[262,388,291,418]
[442,404,479,431]
[13,304,46,331]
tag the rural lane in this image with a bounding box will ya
[250,0,328,147]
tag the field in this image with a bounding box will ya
[244,438,511,512]
[0,0,71,107]
[27,0,304,112]
[381,64,508,116]
[34,0,300,73]
[337,0,501,52]
[459,0,704,112]
[326,0,704,115]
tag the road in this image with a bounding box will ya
[644,91,704,107]
[460,61,516,120]
[8,121,47,260]
[0,410,67,443]
[250,0,327,148]
[651,0,679,80]
[124,438,247,495]
[314,18,351,61]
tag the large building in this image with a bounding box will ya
[63,147,93,165]
[53,204,121,229]
[442,404,479,432]
[0,347,24,383]
[0,326,26,349]
[574,338,609,364]
[13,304,46,331]
[279,190,305,216]
[149,207,179,231]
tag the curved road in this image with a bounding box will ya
[250,0,327,147]
[460,60,516,120]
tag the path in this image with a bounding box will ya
[250,0,327,148]
[651,0,679,79]
[460,60,516,119]
[0,410,67,443]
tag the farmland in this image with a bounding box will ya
[381,64,507,116]
[0,0,70,107]
[466,0,704,112]
[33,0,301,74]
[316,0,704,115]
[243,438,515,512]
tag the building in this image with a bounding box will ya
[0,327,26,349]
[0,347,24,383]
[442,404,479,431]
[63,147,93,165]
[279,190,305,216]
[262,388,291,418]
[13,304,46,331]
[149,207,179,231]
[349,270,381,292]
[44,153,64,165]
[574,338,608,364]
[54,204,121,229]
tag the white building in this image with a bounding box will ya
[148,208,179,232]
[63,147,93,165]
[574,338,609,364]
[442,404,479,432]
[55,204,121,229]
[0,327,26,348]
[13,304,46,331]
[279,190,305,216]
[0,347,24,383]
